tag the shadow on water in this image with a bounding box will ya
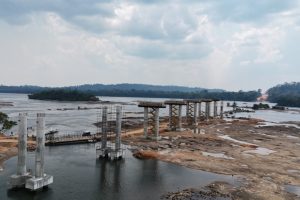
[95,159,125,199]
[7,186,54,200]
[1,144,238,200]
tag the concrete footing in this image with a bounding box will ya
[10,173,32,188]
[25,174,53,191]
[97,148,125,160]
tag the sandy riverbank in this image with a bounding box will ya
[122,118,300,200]
[0,135,35,171]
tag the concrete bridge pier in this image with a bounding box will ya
[185,100,202,133]
[165,100,185,131]
[111,106,124,159]
[96,106,125,160]
[97,106,108,158]
[198,102,202,120]
[178,105,183,130]
[10,113,31,188]
[205,101,211,120]
[186,100,199,126]
[26,113,53,191]
[220,101,224,119]
[139,102,166,140]
[213,100,218,118]
[143,107,148,138]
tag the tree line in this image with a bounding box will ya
[28,89,99,101]
[267,82,300,107]
[26,88,260,102]
[86,89,260,101]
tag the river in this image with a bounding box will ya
[0,144,237,200]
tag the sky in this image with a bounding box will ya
[0,0,300,91]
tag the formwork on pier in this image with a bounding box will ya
[138,101,166,140]
[200,99,213,121]
[164,100,185,131]
[185,99,201,126]
[96,105,125,160]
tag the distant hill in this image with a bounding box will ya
[67,83,224,93]
[0,83,224,94]
[0,83,261,102]
[267,82,300,107]
[0,85,47,94]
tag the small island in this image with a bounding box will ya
[28,89,99,101]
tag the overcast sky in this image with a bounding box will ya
[0,0,299,91]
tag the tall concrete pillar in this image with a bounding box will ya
[10,113,31,188]
[154,108,159,139]
[168,105,172,130]
[35,113,45,178]
[102,107,108,149]
[220,101,224,119]
[198,102,202,120]
[193,103,198,125]
[186,102,189,122]
[25,113,53,191]
[178,105,182,130]
[115,106,122,150]
[205,102,210,120]
[213,101,218,118]
[17,113,27,176]
[143,107,148,138]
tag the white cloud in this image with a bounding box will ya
[0,0,299,91]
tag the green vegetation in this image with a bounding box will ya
[28,89,99,101]
[85,89,260,102]
[252,103,270,110]
[1,84,260,102]
[0,112,17,132]
[267,82,300,107]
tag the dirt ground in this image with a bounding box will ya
[122,118,300,200]
[0,135,35,171]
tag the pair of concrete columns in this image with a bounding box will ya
[97,106,124,159]
[10,113,53,190]
[138,102,166,140]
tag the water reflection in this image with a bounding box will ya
[7,185,54,200]
[96,159,124,193]
[1,144,236,200]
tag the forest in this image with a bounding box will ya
[90,89,260,101]
[14,82,300,106]
[267,82,300,107]
[28,89,99,102]
[27,88,260,102]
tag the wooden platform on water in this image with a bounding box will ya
[45,135,102,146]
